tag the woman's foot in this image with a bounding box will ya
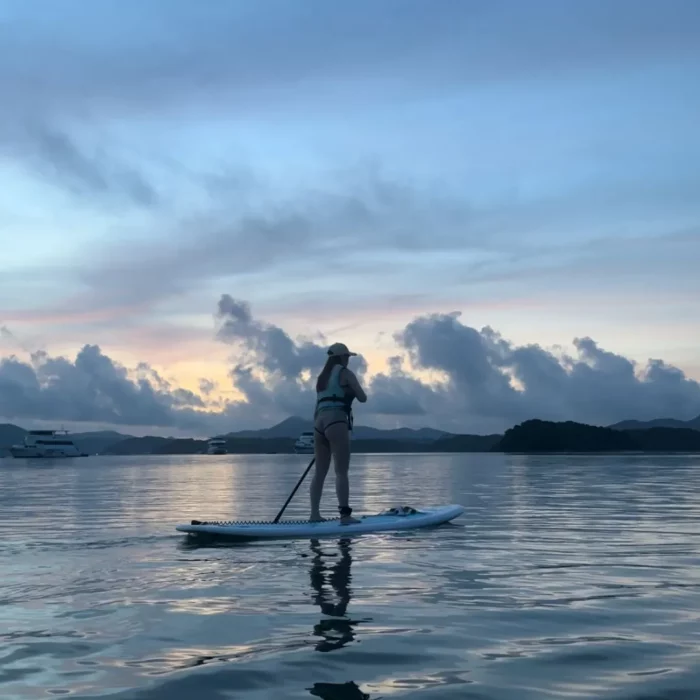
[309,513,326,523]
[338,505,359,525]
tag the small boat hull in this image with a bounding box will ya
[10,447,86,458]
[294,430,315,454]
[9,428,87,458]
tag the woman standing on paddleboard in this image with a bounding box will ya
[310,342,367,524]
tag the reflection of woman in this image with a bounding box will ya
[308,538,356,652]
[309,680,370,700]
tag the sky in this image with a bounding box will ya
[1,0,700,437]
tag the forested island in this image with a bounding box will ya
[2,415,700,457]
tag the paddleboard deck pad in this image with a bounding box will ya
[175,504,464,540]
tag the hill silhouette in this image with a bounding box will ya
[225,416,449,441]
[499,419,700,453]
[2,415,700,457]
[608,414,700,431]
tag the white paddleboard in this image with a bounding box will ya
[175,504,465,540]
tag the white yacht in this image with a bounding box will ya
[10,429,87,458]
[294,431,315,454]
[206,437,227,455]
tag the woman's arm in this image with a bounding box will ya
[342,368,367,403]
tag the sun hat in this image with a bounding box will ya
[327,342,357,357]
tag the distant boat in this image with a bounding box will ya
[10,430,87,458]
[293,431,314,454]
[206,437,227,455]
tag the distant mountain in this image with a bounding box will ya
[0,423,26,457]
[102,434,485,456]
[71,431,134,455]
[0,423,27,449]
[225,416,452,441]
[608,415,700,431]
[226,416,310,439]
[5,412,700,460]
[353,425,450,441]
[432,433,502,452]
[104,436,178,455]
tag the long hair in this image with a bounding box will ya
[316,355,344,392]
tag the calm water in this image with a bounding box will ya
[1,453,700,700]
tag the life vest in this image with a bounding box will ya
[315,365,353,416]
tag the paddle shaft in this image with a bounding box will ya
[273,457,315,523]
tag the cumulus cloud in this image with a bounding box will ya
[394,312,700,430]
[365,357,436,416]
[212,295,700,433]
[212,294,369,421]
[218,295,700,432]
[215,294,337,380]
[198,378,217,396]
[1,297,699,436]
[0,345,210,430]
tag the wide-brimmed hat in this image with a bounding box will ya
[327,342,357,357]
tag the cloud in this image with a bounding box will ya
[0,121,160,208]
[219,297,700,431]
[212,296,700,432]
[0,344,209,431]
[1,1,698,439]
[2,0,698,336]
[61,164,480,317]
[2,1,698,121]
[364,357,436,416]
[11,147,695,335]
[216,294,336,380]
[393,311,700,429]
[213,293,369,421]
[198,378,217,396]
[3,0,698,218]
[2,296,699,436]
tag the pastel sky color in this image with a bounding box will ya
[1,0,699,437]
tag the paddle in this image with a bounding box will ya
[273,456,315,523]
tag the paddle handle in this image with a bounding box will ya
[273,457,315,523]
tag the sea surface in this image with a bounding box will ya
[1,453,700,700]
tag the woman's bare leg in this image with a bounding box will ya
[325,422,359,524]
[310,430,331,521]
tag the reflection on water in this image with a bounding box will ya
[308,680,370,700]
[308,538,363,653]
[307,539,371,697]
[1,452,700,699]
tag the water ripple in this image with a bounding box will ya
[1,453,700,699]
